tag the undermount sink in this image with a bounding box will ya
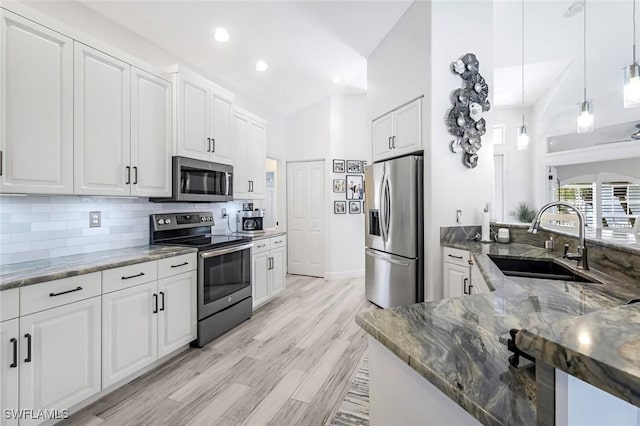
[488,255,600,284]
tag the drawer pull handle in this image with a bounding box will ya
[257,244,266,248]
[170,262,189,268]
[273,241,281,244]
[10,338,17,368]
[24,334,32,363]
[448,254,463,260]
[49,286,83,297]
[122,272,145,280]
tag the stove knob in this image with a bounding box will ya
[165,218,171,224]
[208,217,213,222]
[157,219,165,225]
[201,217,206,222]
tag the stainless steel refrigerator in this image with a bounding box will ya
[364,155,424,308]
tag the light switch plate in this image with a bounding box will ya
[90,211,101,228]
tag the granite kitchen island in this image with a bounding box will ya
[356,241,640,425]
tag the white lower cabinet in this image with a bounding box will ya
[251,236,287,309]
[157,271,197,358]
[103,268,197,387]
[444,262,470,298]
[252,251,271,308]
[443,247,490,298]
[1,319,19,426]
[19,297,102,426]
[102,281,158,388]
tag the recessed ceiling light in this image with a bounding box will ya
[332,75,343,84]
[213,28,230,43]
[255,60,268,72]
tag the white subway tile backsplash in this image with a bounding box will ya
[0,195,244,265]
[31,221,67,232]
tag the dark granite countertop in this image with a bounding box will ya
[0,245,198,291]
[237,230,287,241]
[516,303,640,409]
[356,241,640,425]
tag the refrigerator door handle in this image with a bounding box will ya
[379,172,387,242]
[384,178,391,239]
[366,249,410,266]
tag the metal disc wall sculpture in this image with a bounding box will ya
[447,53,491,169]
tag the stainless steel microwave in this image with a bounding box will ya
[151,157,233,203]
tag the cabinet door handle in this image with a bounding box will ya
[153,293,158,314]
[133,166,138,185]
[448,254,463,260]
[468,283,474,294]
[49,286,82,297]
[122,272,145,280]
[212,138,216,153]
[170,262,189,268]
[463,278,469,295]
[159,291,165,311]
[125,166,131,184]
[207,138,211,152]
[0,151,3,176]
[10,337,17,368]
[24,334,32,363]
[388,136,392,150]
[392,136,397,148]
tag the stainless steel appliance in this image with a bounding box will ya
[151,157,233,203]
[364,155,424,308]
[150,212,252,347]
[238,203,265,235]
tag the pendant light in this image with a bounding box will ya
[517,0,530,150]
[577,0,594,133]
[624,0,640,108]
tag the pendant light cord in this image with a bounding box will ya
[634,0,637,64]
[521,0,525,127]
[583,0,587,102]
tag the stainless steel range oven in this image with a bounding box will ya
[150,212,253,347]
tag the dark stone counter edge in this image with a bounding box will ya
[356,314,503,426]
[0,246,199,291]
[516,319,640,409]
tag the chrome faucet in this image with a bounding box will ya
[528,202,589,270]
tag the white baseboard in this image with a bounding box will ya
[324,270,365,280]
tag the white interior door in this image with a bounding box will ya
[287,161,324,277]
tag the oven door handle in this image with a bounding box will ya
[199,242,254,259]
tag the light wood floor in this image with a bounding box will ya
[63,275,373,426]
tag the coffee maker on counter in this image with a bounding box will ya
[237,202,265,235]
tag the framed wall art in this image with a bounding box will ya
[334,201,346,214]
[333,179,346,193]
[333,159,345,173]
[346,175,364,200]
[349,201,361,214]
[347,160,362,173]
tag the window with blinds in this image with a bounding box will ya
[556,183,596,227]
[601,182,640,228]
[556,181,639,229]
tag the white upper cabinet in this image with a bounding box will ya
[0,10,74,194]
[372,112,394,159]
[177,75,209,161]
[233,107,267,200]
[74,42,131,196]
[130,67,172,197]
[172,67,234,165]
[372,97,422,162]
[210,93,234,164]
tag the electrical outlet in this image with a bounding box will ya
[89,211,101,228]
[221,208,227,218]
[456,210,462,224]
